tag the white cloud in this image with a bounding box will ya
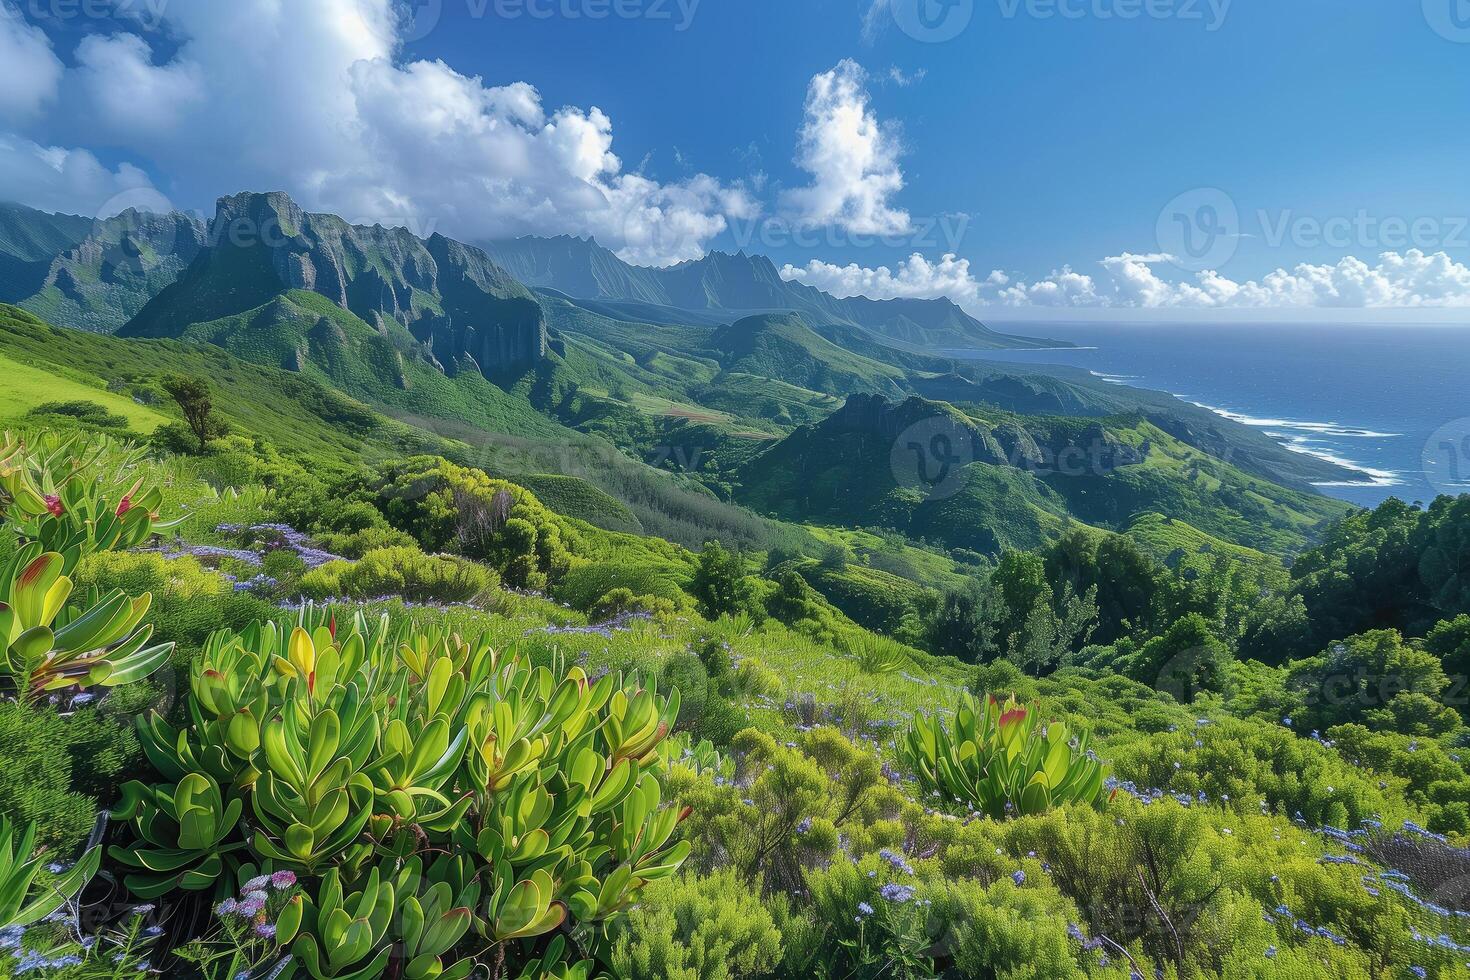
[781,252,987,306]
[0,135,157,216]
[887,66,926,87]
[0,0,755,265]
[0,2,61,124]
[779,60,911,237]
[68,33,205,138]
[781,249,1470,311]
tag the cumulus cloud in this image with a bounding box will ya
[0,3,62,124]
[782,249,1470,311]
[0,0,755,265]
[67,33,205,139]
[0,135,157,216]
[779,60,911,237]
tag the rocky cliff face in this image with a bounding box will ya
[0,204,206,333]
[125,191,548,379]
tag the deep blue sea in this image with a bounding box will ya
[947,321,1470,509]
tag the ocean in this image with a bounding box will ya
[949,321,1470,509]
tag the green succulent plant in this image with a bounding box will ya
[0,815,100,929]
[108,771,246,899]
[0,547,172,697]
[0,431,179,574]
[899,692,1112,819]
[111,604,690,975]
[283,866,396,980]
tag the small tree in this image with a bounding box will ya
[161,375,226,453]
[691,540,757,620]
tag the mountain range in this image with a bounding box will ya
[0,190,1363,563]
[482,234,1051,350]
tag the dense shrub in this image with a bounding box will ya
[373,456,576,590]
[1123,612,1235,702]
[74,550,271,648]
[0,700,142,856]
[691,540,763,620]
[0,703,98,855]
[1111,716,1407,828]
[609,870,784,980]
[1284,629,1460,736]
[554,560,689,612]
[299,546,496,603]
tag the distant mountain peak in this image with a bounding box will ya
[120,192,548,382]
[484,234,1057,350]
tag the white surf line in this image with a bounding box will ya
[1180,400,1403,487]
[1089,370,1141,386]
[1189,402,1402,439]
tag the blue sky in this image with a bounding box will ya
[419,0,1470,276]
[3,0,1469,314]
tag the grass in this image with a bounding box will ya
[0,304,447,467]
[1126,511,1287,579]
[0,351,169,432]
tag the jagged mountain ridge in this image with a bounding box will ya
[121,191,547,379]
[483,234,1055,350]
[0,201,207,333]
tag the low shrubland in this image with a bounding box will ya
[1,430,1468,979]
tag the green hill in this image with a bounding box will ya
[738,393,1350,557]
[712,313,909,397]
[0,303,442,465]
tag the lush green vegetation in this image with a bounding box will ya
[1,195,1468,978]
[1,421,1468,979]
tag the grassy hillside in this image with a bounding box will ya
[739,394,1350,557]
[1125,511,1289,582]
[0,304,808,557]
[711,312,909,397]
[0,350,170,432]
[0,303,443,466]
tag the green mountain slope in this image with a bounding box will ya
[122,191,547,379]
[0,303,442,464]
[712,313,908,397]
[0,202,206,332]
[0,303,808,555]
[738,393,1351,556]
